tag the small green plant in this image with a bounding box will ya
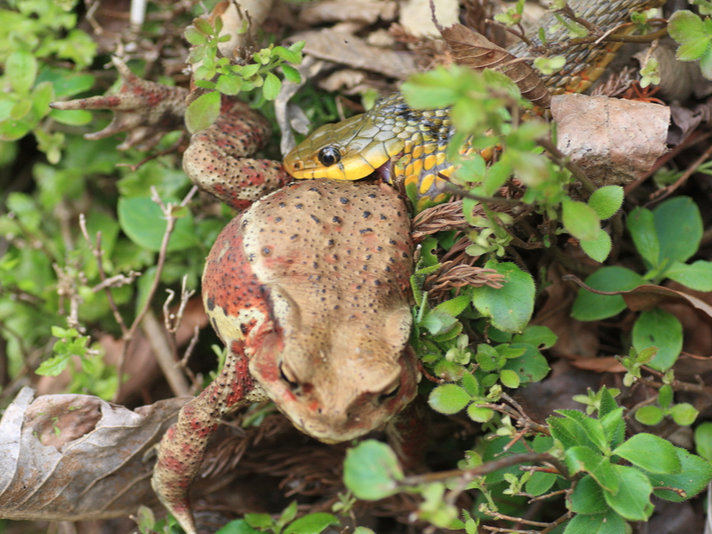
[573,195,710,371]
[182,14,304,133]
[0,0,97,161]
[343,387,712,532]
[669,9,712,80]
[216,501,339,534]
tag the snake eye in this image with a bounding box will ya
[317,146,341,166]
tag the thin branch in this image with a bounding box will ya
[401,452,569,486]
[80,215,129,334]
[537,137,596,194]
[112,185,198,402]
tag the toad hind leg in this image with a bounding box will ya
[151,343,267,534]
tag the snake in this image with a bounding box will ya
[282,0,665,212]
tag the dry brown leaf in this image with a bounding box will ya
[563,275,712,319]
[400,0,459,39]
[440,23,551,108]
[0,388,188,521]
[533,264,600,358]
[289,29,417,80]
[567,357,626,373]
[552,94,670,187]
[212,0,274,58]
[299,0,397,25]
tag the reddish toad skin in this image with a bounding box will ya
[52,59,419,534]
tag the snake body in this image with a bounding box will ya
[283,0,665,211]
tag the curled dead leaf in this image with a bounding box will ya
[563,275,712,319]
[440,23,551,108]
[552,94,669,187]
[0,388,188,521]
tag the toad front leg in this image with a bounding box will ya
[50,57,291,209]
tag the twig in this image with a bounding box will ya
[402,452,569,486]
[646,141,712,206]
[112,185,198,402]
[163,275,196,334]
[142,308,190,396]
[536,137,595,194]
[80,215,129,334]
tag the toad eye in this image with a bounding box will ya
[378,381,400,403]
[279,362,299,390]
[317,146,341,166]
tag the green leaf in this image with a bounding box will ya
[580,228,612,263]
[563,509,626,534]
[665,260,712,291]
[185,91,221,134]
[216,75,242,95]
[35,354,70,376]
[284,514,339,534]
[603,465,653,521]
[471,260,535,333]
[654,196,702,265]
[513,325,557,349]
[0,118,32,141]
[40,71,95,98]
[632,308,683,371]
[434,294,471,317]
[627,206,659,267]
[467,404,494,422]
[613,433,681,474]
[216,519,261,534]
[262,72,282,100]
[651,447,712,502]
[548,417,584,450]
[499,369,520,388]
[588,186,623,220]
[281,64,302,83]
[598,387,620,419]
[343,440,403,500]
[401,69,459,108]
[669,10,707,43]
[6,50,38,94]
[658,384,673,409]
[428,384,471,414]
[117,196,198,252]
[501,342,550,384]
[635,405,664,426]
[184,26,208,45]
[244,513,273,529]
[11,99,32,121]
[568,475,609,515]
[670,403,699,426]
[600,407,625,450]
[136,505,155,534]
[525,471,556,497]
[571,266,644,321]
[558,410,609,453]
[565,446,618,493]
[49,108,92,126]
[694,422,712,462]
[677,38,712,61]
[272,45,301,64]
[562,199,600,241]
